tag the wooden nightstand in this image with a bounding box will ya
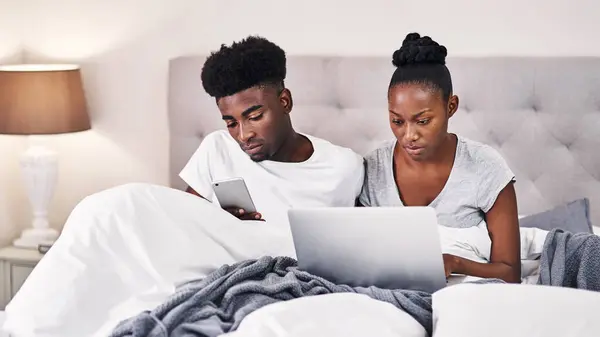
[0,246,44,309]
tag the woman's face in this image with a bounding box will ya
[388,84,458,161]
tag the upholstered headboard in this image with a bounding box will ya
[168,56,600,226]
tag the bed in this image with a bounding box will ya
[2,55,600,337]
[0,312,6,337]
[168,55,600,336]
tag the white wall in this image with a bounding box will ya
[0,0,27,245]
[0,0,598,246]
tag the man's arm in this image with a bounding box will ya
[445,182,522,283]
[185,185,207,200]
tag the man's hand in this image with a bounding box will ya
[224,207,264,221]
[186,186,264,222]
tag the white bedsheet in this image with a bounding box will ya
[0,311,8,337]
[433,283,600,337]
[439,219,550,264]
[223,293,427,337]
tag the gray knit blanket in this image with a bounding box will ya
[109,256,440,337]
[537,228,600,290]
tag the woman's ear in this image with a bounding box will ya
[447,95,459,118]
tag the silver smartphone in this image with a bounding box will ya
[211,177,257,213]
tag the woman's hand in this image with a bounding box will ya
[442,251,522,284]
[443,254,460,278]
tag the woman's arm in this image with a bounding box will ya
[446,182,522,283]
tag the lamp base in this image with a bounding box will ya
[13,227,59,249]
[17,136,60,250]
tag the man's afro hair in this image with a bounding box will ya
[201,36,287,99]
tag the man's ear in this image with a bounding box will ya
[280,88,293,114]
[447,95,459,119]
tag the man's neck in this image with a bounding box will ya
[271,131,314,163]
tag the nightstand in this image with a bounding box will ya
[0,246,44,309]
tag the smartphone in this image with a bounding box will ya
[212,177,257,213]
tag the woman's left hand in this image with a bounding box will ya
[442,254,460,278]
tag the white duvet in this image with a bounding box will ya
[4,183,298,337]
[3,183,599,337]
[222,293,427,337]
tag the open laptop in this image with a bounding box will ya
[287,206,446,293]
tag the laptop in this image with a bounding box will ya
[287,206,446,293]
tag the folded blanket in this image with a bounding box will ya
[109,256,439,337]
[537,228,600,290]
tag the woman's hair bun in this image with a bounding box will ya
[392,32,448,67]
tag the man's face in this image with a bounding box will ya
[217,85,292,162]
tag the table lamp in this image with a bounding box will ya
[0,64,91,249]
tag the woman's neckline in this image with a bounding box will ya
[389,133,461,207]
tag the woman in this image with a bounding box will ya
[359,33,522,283]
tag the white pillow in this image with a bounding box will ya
[223,293,427,337]
[433,283,600,337]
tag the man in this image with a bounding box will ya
[179,35,364,226]
[2,35,364,337]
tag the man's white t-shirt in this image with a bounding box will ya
[179,130,365,227]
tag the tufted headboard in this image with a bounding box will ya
[168,56,600,226]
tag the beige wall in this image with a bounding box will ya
[0,0,598,246]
